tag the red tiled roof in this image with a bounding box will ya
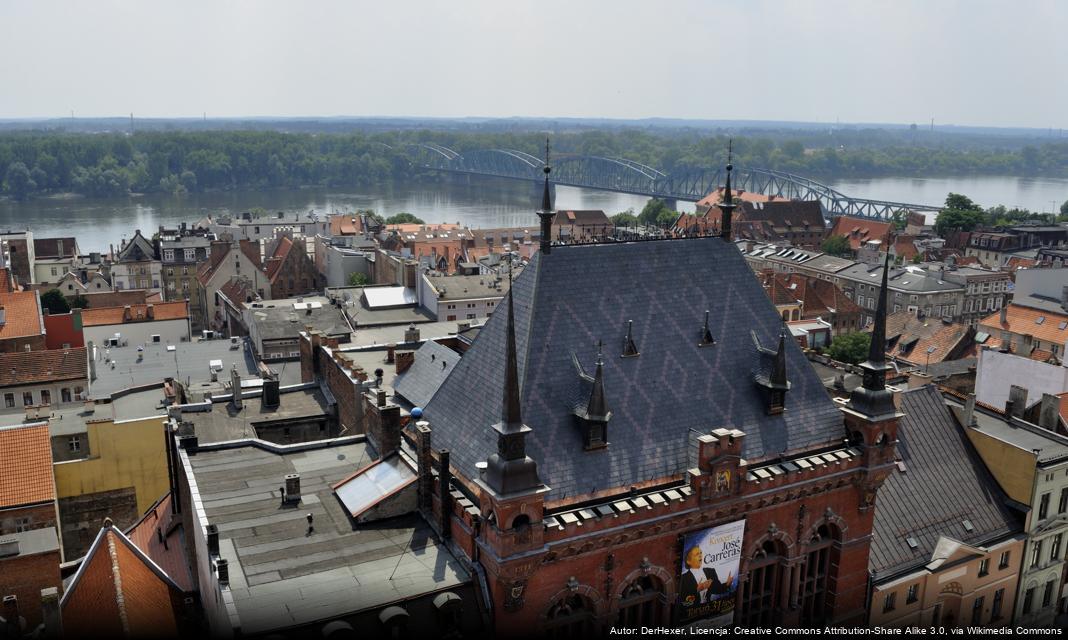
[885,311,974,366]
[0,291,43,340]
[978,305,1068,349]
[125,493,194,592]
[329,213,363,236]
[0,347,87,387]
[218,277,255,309]
[828,216,893,251]
[0,423,54,508]
[79,301,188,327]
[697,187,783,208]
[265,236,293,283]
[62,525,182,637]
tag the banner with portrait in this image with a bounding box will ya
[677,519,745,625]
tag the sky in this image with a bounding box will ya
[1,0,1066,128]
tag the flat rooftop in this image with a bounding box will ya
[327,287,436,328]
[350,321,462,348]
[179,387,330,444]
[947,398,1068,466]
[187,442,469,634]
[248,300,352,341]
[90,338,260,399]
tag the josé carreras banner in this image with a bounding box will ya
[678,519,745,625]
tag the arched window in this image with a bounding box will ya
[739,539,787,625]
[545,594,594,638]
[511,514,531,544]
[617,575,664,626]
[799,524,840,625]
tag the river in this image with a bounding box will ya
[1,175,1066,253]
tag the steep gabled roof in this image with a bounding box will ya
[116,230,157,262]
[265,236,294,283]
[829,216,893,251]
[0,290,44,340]
[393,340,461,409]
[125,493,194,593]
[61,524,183,637]
[869,386,1021,580]
[424,237,845,502]
[0,423,54,508]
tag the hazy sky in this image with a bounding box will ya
[2,0,1066,128]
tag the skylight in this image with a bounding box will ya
[906,537,919,549]
[333,456,416,519]
[962,520,974,532]
[1036,316,1045,325]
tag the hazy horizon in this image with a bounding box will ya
[2,0,1067,130]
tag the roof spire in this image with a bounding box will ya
[847,249,896,417]
[720,140,735,240]
[700,309,715,346]
[622,320,639,357]
[502,264,521,426]
[772,327,788,387]
[537,138,556,255]
[587,340,609,420]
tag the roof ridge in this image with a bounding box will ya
[105,531,132,636]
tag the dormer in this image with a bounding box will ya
[571,347,612,451]
[751,330,791,415]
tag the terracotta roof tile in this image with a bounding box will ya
[0,347,87,387]
[0,423,54,508]
[978,305,1068,349]
[265,236,293,283]
[125,493,194,592]
[0,291,44,340]
[61,525,182,637]
[79,301,188,327]
[829,216,893,251]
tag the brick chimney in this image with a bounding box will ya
[395,351,415,375]
[364,388,401,457]
[39,587,61,638]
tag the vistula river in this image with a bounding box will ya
[1,175,1066,253]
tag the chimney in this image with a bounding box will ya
[376,389,387,407]
[2,596,20,634]
[438,449,451,540]
[215,558,229,586]
[404,323,420,343]
[1008,385,1028,418]
[907,370,933,389]
[73,307,83,330]
[395,351,415,375]
[206,524,220,556]
[261,375,280,409]
[230,364,242,409]
[386,343,396,364]
[1000,306,1008,325]
[87,340,97,381]
[999,331,1011,351]
[1020,334,1033,355]
[39,587,61,638]
[1039,393,1061,430]
[284,473,301,503]
[962,393,977,427]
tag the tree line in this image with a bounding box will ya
[4,129,1068,201]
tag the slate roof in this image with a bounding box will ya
[869,386,1022,581]
[0,347,87,387]
[0,423,54,508]
[393,340,461,409]
[423,237,846,501]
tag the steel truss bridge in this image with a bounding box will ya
[386,143,940,220]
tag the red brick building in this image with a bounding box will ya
[407,171,902,633]
[265,236,322,299]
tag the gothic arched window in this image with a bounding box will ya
[617,575,664,627]
[545,593,594,638]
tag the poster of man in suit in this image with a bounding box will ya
[678,519,745,625]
